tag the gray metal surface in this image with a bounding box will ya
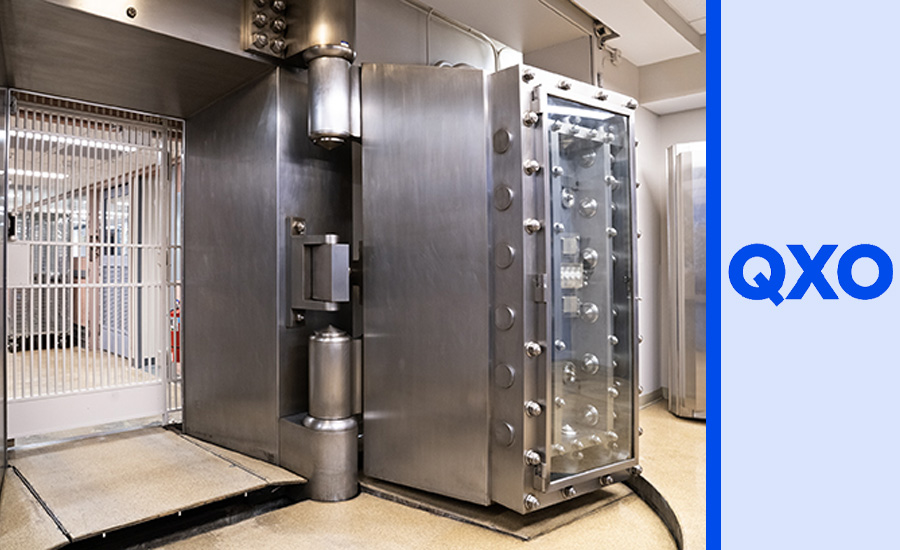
[290,0,357,57]
[280,414,358,501]
[184,68,352,463]
[361,63,491,505]
[0,0,272,118]
[184,70,281,462]
[290,232,349,312]
[2,87,8,471]
[308,327,353,419]
[666,143,706,419]
[274,67,353,422]
[487,66,532,513]
[308,56,353,148]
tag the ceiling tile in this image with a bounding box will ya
[664,0,705,23]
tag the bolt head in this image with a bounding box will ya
[524,218,543,234]
[524,494,541,511]
[523,450,542,466]
[632,465,643,476]
[271,17,287,34]
[525,341,543,358]
[270,38,286,54]
[523,111,540,127]
[563,486,577,498]
[523,159,542,175]
[525,400,543,417]
[522,70,536,83]
[596,90,609,101]
[253,33,268,49]
[253,11,268,27]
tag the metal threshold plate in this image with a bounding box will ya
[359,475,632,541]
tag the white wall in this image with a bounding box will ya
[634,108,665,398]
[638,107,706,398]
[659,108,706,149]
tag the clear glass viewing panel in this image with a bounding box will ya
[545,95,635,479]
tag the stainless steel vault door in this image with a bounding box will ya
[362,64,640,514]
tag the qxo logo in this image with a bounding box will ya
[729,244,893,305]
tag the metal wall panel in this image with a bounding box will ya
[185,70,282,462]
[0,0,271,118]
[361,64,491,505]
[184,68,352,463]
[2,87,8,473]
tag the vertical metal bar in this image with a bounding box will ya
[129,123,136,386]
[55,111,62,394]
[90,115,97,390]
[76,113,84,391]
[50,111,57,394]
[29,107,37,398]
[127,123,133,386]
[71,113,79,391]
[66,113,73,393]
[156,131,163,384]
[104,117,111,387]
[8,100,17,400]
[111,120,119,387]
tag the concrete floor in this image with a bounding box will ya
[0,428,305,547]
[166,400,705,550]
[0,400,705,549]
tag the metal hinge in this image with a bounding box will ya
[289,217,350,325]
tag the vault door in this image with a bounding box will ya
[4,91,184,438]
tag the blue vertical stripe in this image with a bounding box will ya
[707,1,721,549]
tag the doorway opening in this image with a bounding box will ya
[4,90,184,442]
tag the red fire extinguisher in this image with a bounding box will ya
[170,300,181,363]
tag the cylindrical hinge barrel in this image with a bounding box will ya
[308,55,352,149]
[300,416,358,502]
[309,326,353,419]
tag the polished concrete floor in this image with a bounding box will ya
[0,400,705,549]
[0,428,305,548]
[167,400,705,550]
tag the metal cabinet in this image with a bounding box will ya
[665,143,706,419]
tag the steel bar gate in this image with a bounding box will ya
[4,91,183,438]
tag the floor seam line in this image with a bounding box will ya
[173,432,272,484]
[11,465,74,543]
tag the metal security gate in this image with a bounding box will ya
[4,90,184,438]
